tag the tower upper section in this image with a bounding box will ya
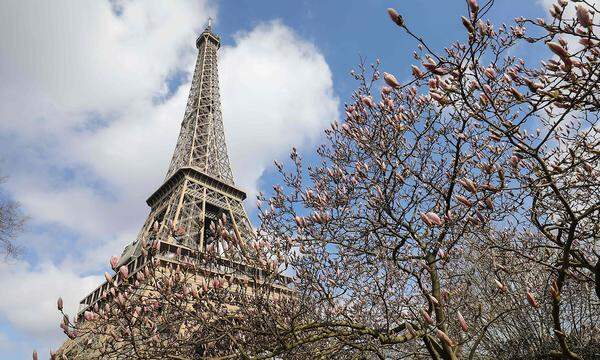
[196,18,220,49]
[165,20,235,185]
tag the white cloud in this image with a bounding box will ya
[538,0,599,17]
[220,21,338,199]
[0,261,101,348]
[0,1,338,358]
[0,0,207,115]
[538,0,599,42]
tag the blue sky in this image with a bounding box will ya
[0,0,550,358]
[218,1,543,99]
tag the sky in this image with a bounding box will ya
[0,0,557,358]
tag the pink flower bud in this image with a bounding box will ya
[361,96,375,108]
[547,42,569,59]
[426,212,443,226]
[430,92,446,104]
[84,311,94,321]
[104,272,113,285]
[458,178,478,193]
[455,195,473,207]
[457,311,468,332]
[429,294,440,305]
[484,197,494,209]
[411,65,424,78]
[294,216,304,228]
[387,8,404,27]
[445,210,454,222]
[483,66,496,79]
[428,78,438,89]
[461,16,474,33]
[422,309,434,325]
[436,329,455,346]
[494,278,506,292]
[420,213,433,227]
[152,240,160,251]
[32,350,38,360]
[579,38,595,47]
[109,255,120,270]
[57,297,63,311]
[576,5,593,28]
[527,291,540,308]
[119,266,129,279]
[383,72,401,88]
[468,0,479,14]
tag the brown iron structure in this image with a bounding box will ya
[76,20,270,320]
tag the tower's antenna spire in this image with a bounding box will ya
[207,17,213,31]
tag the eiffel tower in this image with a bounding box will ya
[75,19,257,320]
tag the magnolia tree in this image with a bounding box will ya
[46,0,600,359]
[51,224,296,359]
[256,0,599,358]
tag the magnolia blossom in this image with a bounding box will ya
[576,5,593,28]
[361,96,375,108]
[468,0,479,14]
[110,255,120,270]
[436,329,454,347]
[527,291,540,308]
[457,311,468,332]
[456,195,473,207]
[383,72,401,88]
[411,65,424,78]
[387,8,403,27]
[119,266,129,279]
[422,309,435,325]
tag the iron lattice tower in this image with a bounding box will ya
[117,20,253,264]
[75,21,259,318]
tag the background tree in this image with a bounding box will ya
[51,0,600,359]
[0,171,24,261]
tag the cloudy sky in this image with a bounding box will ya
[0,0,551,357]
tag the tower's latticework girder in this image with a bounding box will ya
[166,26,234,184]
